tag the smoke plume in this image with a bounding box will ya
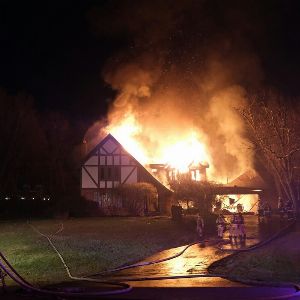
[86,0,265,182]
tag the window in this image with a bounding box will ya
[100,166,120,181]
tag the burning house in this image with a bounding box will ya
[81,129,268,217]
[81,134,173,215]
[213,170,266,214]
[149,162,209,183]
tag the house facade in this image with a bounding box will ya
[81,134,172,215]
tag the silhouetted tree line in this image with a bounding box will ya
[0,89,86,218]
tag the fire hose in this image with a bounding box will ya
[31,221,300,299]
[0,223,132,298]
[1,220,299,299]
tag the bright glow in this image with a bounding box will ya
[106,114,210,175]
[107,114,148,164]
[217,194,259,213]
[161,132,209,172]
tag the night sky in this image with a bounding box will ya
[1,0,300,125]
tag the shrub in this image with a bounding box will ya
[169,176,221,217]
[117,182,158,216]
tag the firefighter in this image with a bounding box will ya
[264,203,272,218]
[278,196,285,219]
[237,212,246,240]
[285,199,294,219]
[258,198,265,221]
[229,213,239,240]
[216,213,226,238]
[196,213,204,240]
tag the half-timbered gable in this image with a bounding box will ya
[81,134,172,215]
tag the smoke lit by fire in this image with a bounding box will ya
[85,1,264,184]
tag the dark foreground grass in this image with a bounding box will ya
[208,223,300,284]
[0,217,195,287]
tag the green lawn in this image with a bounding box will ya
[0,217,195,286]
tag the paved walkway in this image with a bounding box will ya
[95,215,299,299]
[2,216,296,300]
[102,215,285,288]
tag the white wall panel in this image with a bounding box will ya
[107,181,112,188]
[114,156,120,165]
[100,181,105,188]
[103,139,117,153]
[82,169,97,188]
[100,147,107,154]
[121,166,137,184]
[85,166,98,183]
[107,155,113,165]
[114,147,121,154]
[85,156,98,165]
[121,155,130,165]
[126,168,137,184]
[100,157,105,165]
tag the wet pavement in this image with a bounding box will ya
[99,215,286,288]
[3,215,296,300]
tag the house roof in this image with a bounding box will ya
[228,169,266,189]
[84,133,172,194]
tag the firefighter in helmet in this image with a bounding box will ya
[237,212,246,240]
[216,213,226,239]
[229,213,239,240]
[196,212,204,241]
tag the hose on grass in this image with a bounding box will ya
[21,222,132,297]
[1,219,297,299]
[0,221,132,297]
[29,221,300,299]
[0,257,132,298]
[29,220,205,276]
[91,241,201,276]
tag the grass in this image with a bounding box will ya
[208,223,300,284]
[0,217,196,287]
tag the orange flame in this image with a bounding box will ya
[105,113,211,175]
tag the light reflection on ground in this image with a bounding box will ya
[104,215,286,287]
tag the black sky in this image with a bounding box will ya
[1,0,300,123]
[0,0,124,121]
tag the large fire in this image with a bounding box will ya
[105,113,211,174]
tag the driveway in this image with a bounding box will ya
[101,215,285,288]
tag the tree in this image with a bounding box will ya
[42,112,80,212]
[169,174,221,215]
[240,93,300,216]
[0,89,47,193]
